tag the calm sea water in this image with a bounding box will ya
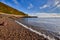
[25,18,60,34]
[17,17,60,39]
[17,17,60,34]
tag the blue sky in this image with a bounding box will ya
[0,0,60,16]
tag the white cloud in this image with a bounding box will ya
[57,4,60,7]
[30,13,60,17]
[53,0,60,7]
[54,0,59,5]
[13,0,19,5]
[49,0,60,11]
[27,3,33,9]
[40,5,49,9]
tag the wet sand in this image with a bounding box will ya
[0,15,48,40]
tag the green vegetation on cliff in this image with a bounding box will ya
[0,2,28,16]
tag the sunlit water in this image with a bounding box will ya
[24,18,60,34]
[17,17,60,39]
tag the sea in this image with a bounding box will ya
[17,17,60,39]
[27,17,60,34]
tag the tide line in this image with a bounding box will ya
[15,20,55,40]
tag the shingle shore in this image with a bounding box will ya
[0,15,48,40]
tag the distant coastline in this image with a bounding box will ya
[25,16,38,18]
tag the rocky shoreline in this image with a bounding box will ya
[0,14,48,40]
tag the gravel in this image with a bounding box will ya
[0,15,48,40]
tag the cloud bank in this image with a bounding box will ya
[29,13,60,17]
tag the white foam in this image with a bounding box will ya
[15,20,56,40]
